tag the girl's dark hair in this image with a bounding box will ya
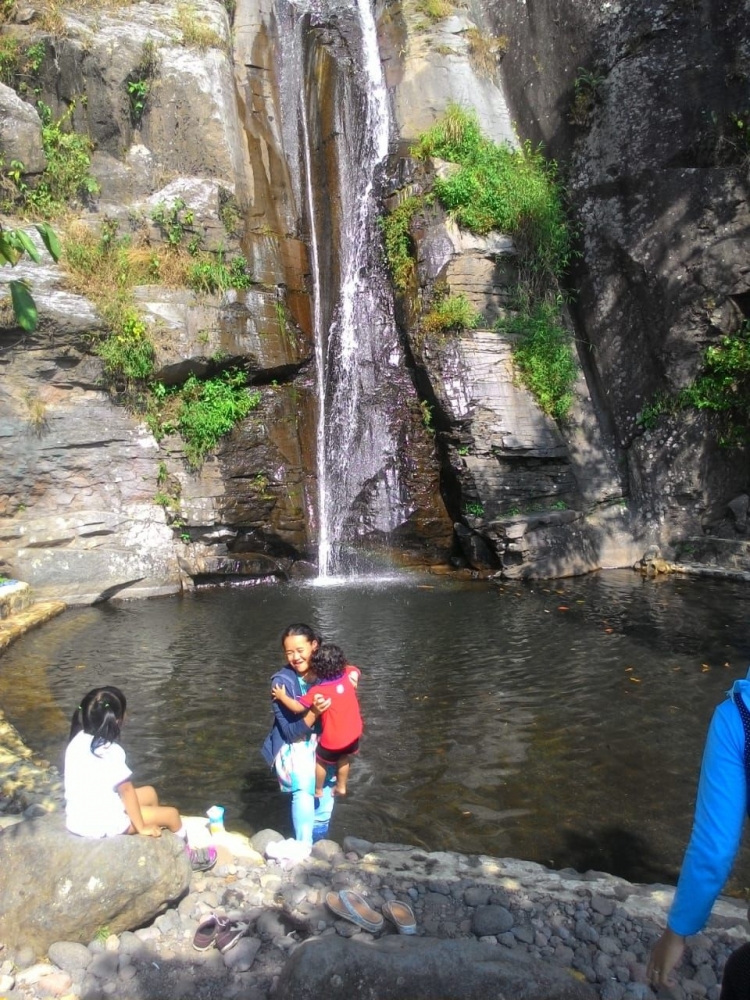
[69,686,127,755]
[310,644,346,681]
[280,623,322,646]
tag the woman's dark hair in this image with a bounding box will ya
[69,686,127,755]
[280,623,322,646]
[310,644,346,681]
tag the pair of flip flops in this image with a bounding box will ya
[325,889,417,935]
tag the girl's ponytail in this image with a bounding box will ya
[70,686,127,754]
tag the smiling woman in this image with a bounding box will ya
[261,623,337,847]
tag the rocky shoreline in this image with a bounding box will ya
[1,709,748,1000]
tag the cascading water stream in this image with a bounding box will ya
[316,0,404,578]
[299,94,329,575]
[278,0,415,580]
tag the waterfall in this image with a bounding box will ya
[279,0,415,578]
[316,0,405,577]
[299,91,329,575]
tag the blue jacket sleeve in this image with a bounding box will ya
[269,670,315,745]
[668,698,747,936]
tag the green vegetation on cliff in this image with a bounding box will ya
[500,302,578,421]
[148,371,261,469]
[412,104,572,292]
[63,215,261,469]
[382,104,577,421]
[639,321,750,445]
[1,102,99,218]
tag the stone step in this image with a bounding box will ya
[0,598,67,652]
[0,580,34,619]
[673,536,750,572]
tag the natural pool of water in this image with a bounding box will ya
[2,569,750,891]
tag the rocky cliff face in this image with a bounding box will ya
[0,0,746,602]
[486,0,750,546]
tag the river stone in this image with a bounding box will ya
[274,935,598,1000]
[0,813,190,954]
[46,942,91,976]
[471,904,515,936]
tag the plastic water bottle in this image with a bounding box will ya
[207,805,225,834]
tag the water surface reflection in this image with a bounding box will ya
[2,570,749,890]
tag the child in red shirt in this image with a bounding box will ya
[272,643,362,798]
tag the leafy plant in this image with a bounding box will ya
[499,302,578,420]
[413,105,572,294]
[96,308,155,382]
[0,222,60,330]
[186,252,252,294]
[569,67,605,126]
[463,501,485,517]
[153,491,174,509]
[0,1,16,25]
[0,36,45,92]
[638,322,750,444]
[380,194,423,291]
[637,393,676,431]
[175,369,261,468]
[151,198,196,249]
[127,80,149,124]
[6,102,99,218]
[420,399,433,430]
[422,292,481,334]
[219,190,242,235]
[126,40,158,126]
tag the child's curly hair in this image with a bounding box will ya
[311,643,347,681]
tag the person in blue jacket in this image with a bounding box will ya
[647,671,750,991]
[261,623,336,845]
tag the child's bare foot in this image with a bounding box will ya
[334,784,347,797]
[314,787,325,798]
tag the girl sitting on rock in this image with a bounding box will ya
[64,685,216,872]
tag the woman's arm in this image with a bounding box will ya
[118,780,161,837]
[270,672,322,743]
[648,698,746,986]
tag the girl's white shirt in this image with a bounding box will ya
[64,730,132,838]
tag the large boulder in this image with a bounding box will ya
[0,83,46,175]
[0,813,190,955]
[275,935,597,1000]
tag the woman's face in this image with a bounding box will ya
[283,634,318,675]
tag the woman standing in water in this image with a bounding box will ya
[261,623,336,845]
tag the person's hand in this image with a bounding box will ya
[139,824,162,838]
[311,693,331,715]
[646,927,685,990]
[272,683,286,700]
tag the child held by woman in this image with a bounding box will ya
[272,643,362,798]
[64,685,216,872]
